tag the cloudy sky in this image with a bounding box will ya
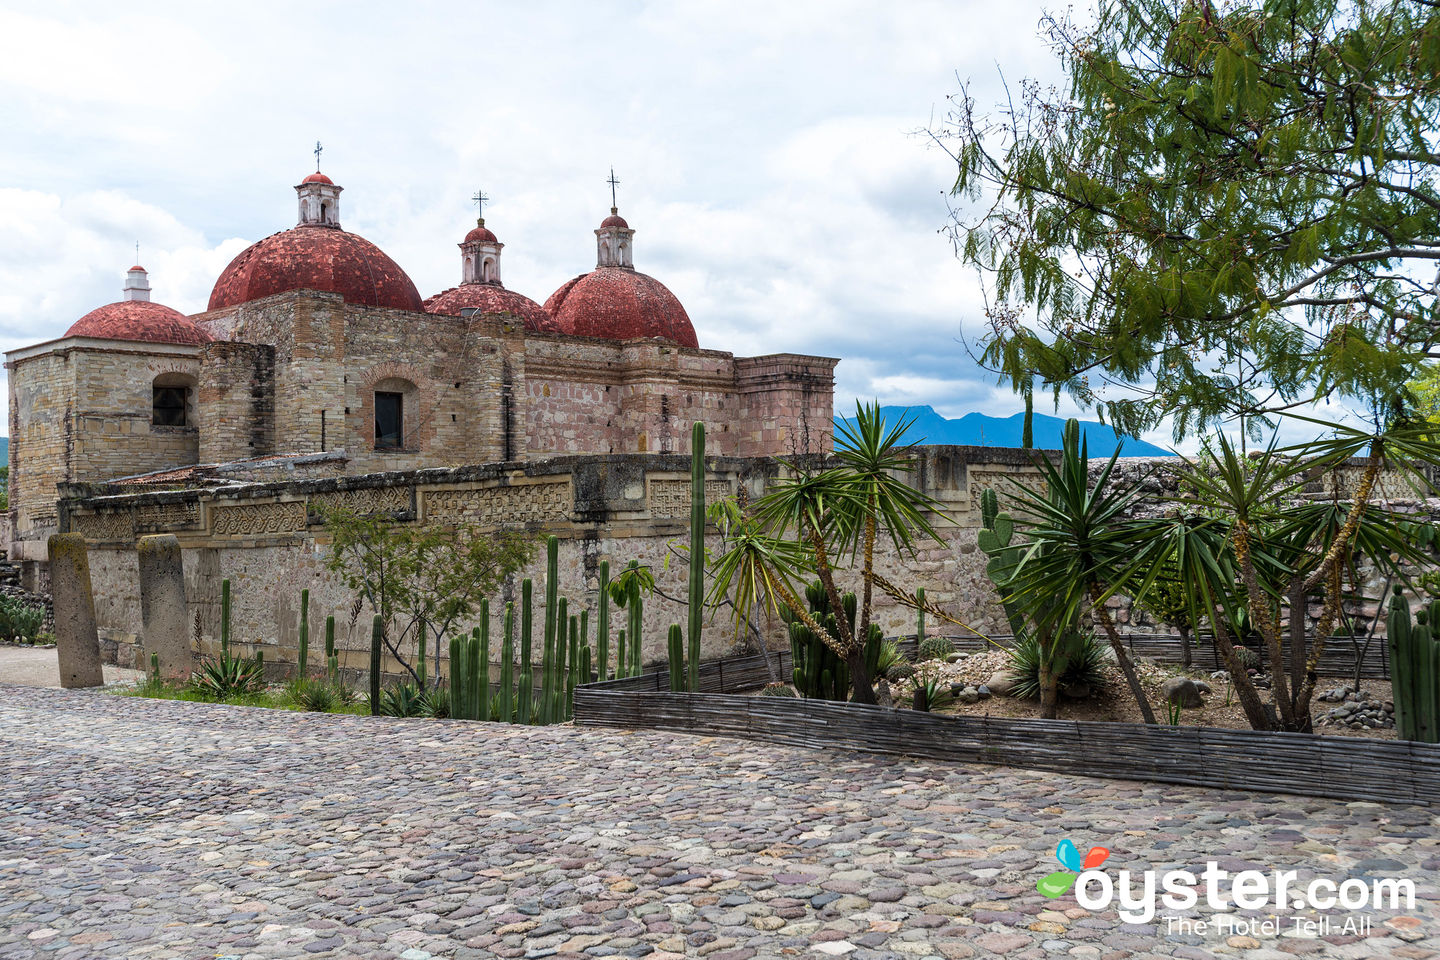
[0,0,1110,440]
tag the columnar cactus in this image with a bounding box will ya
[221,578,232,659]
[478,599,491,722]
[617,629,628,679]
[518,579,534,724]
[627,561,644,676]
[1389,588,1440,743]
[688,420,705,693]
[915,587,926,644]
[450,635,468,720]
[369,615,383,716]
[298,588,310,677]
[566,613,579,718]
[597,560,611,681]
[668,624,685,692]
[541,536,559,722]
[324,615,335,664]
[500,601,516,723]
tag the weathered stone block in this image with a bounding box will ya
[48,533,104,688]
[137,534,192,678]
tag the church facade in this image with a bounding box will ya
[5,170,837,562]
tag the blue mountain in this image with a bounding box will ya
[834,406,1173,457]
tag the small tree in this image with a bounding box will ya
[321,507,534,685]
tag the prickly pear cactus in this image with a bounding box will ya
[977,489,1026,637]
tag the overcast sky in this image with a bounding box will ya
[0,0,1139,443]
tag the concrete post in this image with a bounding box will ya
[137,535,192,678]
[47,533,103,689]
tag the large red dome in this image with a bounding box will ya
[207,225,423,312]
[424,284,566,334]
[65,300,212,346]
[544,268,697,348]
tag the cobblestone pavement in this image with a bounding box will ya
[0,685,1436,960]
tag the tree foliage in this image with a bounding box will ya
[938,0,1440,437]
[321,508,534,685]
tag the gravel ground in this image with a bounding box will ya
[0,683,1436,959]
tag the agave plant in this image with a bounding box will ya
[189,653,266,699]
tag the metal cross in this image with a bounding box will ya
[607,168,620,209]
[314,140,323,170]
[471,189,489,219]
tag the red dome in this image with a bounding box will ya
[464,223,498,244]
[302,172,334,185]
[208,225,423,312]
[544,268,697,348]
[424,285,566,334]
[66,300,212,346]
[600,213,629,228]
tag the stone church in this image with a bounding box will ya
[5,169,837,565]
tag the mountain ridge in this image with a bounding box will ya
[834,406,1172,457]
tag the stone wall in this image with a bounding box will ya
[6,339,204,553]
[62,446,1045,673]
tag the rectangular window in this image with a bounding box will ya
[375,391,403,449]
[153,386,187,427]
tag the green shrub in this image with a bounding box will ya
[918,636,955,661]
[376,682,429,718]
[0,594,45,643]
[189,654,266,699]
[875,640,907,676]
[759,682,798,698]
[289,679,343,713]
[421,684,451,718]
[1005,630,1108,700]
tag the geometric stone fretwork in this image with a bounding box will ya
[423,481,571,526]
[71,510,135,543]
[211,501,308,536]
[966,466,1040,513]
[133,501,201,533]
[649,479,731,519]
[308,485,413,521]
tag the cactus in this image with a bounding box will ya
[688,420,705,693]
[465,632,482,721]
[369,615,383,715]
[977,489,1026,637]
[500,601,515,724]
[478,600,491,722]
[566,614,579,718]
[616,629,627,679]
[597,560,611,680]
[915,587,926,644]
[298,588,310,677]
[518,578,534,724]
[220,578,231,659]
[668,624,685,692]
[627,561,643,676]
[324,615,335,664]
[1389,588,1440,743]
[783,581,857,701]
[150,651,160,680]
[541,537,559,722]
[417,629,427,689]
[450,634,467,720]
[327,653,339,683]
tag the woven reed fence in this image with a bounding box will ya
[573,687,1440,805]
[937,633,1390,679]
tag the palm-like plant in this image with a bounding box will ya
[710,401,948,703]
[999,419,1159,722]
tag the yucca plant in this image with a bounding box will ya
[1004,630,1108,701]
[376,682,429,718]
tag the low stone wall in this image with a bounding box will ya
[61,447,1047,672]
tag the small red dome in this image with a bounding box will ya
[544,268,697,348]
[464,223,498,244]
[302,171,334,185]
[128,264,146,272]
[208,225,423,312]
[600,213,629,229]
[425,285,566,334]
[66,300,212,346]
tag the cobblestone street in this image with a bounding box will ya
[0,684,1436,959]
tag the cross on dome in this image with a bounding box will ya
[607,168,620,213]
[471,189,489,219]
[314,140,323,171]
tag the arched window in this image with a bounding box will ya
[320,201,328,223]
[152,373,197,428]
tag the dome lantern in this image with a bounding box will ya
[595,208,634,269]
[461,219,503,285]
[296,170,342,228]
[123,264,151,302]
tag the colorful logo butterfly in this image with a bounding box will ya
[1037,839,1110,898]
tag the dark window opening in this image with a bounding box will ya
[375,391,403,449]
[153,386,187,427]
